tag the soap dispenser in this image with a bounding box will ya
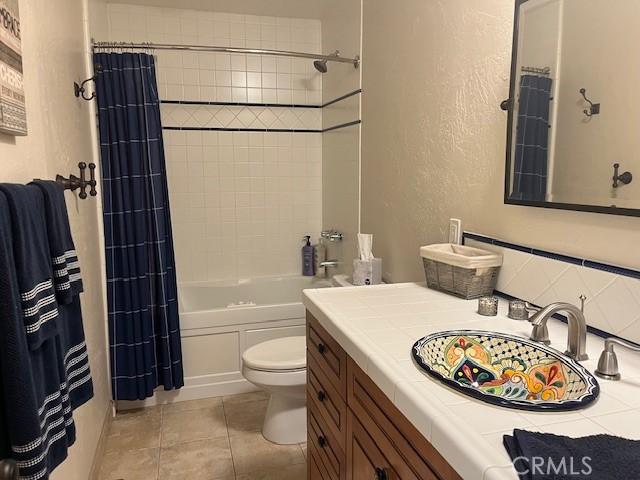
[302,235,315,276]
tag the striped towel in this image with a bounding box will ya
[30,181,93,409]
[0,191,75,480]
[0,185,59,350]
[30,181,83,302]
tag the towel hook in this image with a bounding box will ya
[579,88,600,117]
[74,64,103,101]
[612,163,633,188]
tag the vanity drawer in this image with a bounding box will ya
[347,358,461,480]
[307,312,347,399]
[309,408,347,480]
[308,352,348,450]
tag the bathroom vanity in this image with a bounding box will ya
[306,312,461,480]
[303,283,640,480]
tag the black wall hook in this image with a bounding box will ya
[579,88,600,117]
[74,64,103,101]
[613,163,633,188]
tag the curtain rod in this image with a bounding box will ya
[92,41,360,68]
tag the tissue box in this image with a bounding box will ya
[353,258,382,286]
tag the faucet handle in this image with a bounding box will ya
[595,337,640,381]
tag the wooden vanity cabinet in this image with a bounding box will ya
[307,312,462,480]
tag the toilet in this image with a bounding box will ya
[242,336,307,444]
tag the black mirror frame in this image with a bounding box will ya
[503,0,640,217]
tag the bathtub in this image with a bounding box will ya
[179,275,331,330]
[124,275,331,407]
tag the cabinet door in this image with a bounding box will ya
[348,410,414,480]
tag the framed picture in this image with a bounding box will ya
[0,0,26,136]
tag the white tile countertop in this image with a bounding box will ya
[302,282,640,480]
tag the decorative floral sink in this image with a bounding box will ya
[412,330,599,411]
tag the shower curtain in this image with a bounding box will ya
[94,53,184,400]
[511,74,553,202]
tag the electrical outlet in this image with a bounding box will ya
[448,218,462,244]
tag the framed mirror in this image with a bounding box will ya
[504,0,640,217]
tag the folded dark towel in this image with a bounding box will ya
[30,180,93,409]
[0,191,74,480]
[30,180,83,302]
[0,184,59,349]
[504,428,640,480]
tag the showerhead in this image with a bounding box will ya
[313,59,328,73]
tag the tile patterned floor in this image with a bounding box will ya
[99,391,307,480]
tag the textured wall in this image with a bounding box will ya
[361,0,640,283]
[0,0,111,478]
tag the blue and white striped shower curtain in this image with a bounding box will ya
[94,53,184,400]
[511,74,553,202]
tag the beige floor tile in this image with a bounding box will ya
[224,399,268,435]
[222,390,269,406]
[158,437,235,480]
[106,407,161,453]
[234,463,307,480]
[229,430,306,475]
[300,443,307,459]
[162,396,223,414]
[161,405,228,447]
[99,447,159,480]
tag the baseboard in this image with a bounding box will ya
[89,403,114,480]
[116,378,259,411]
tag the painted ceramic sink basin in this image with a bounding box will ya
[412,330,599,411]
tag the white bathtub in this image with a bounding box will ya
[119,275,330,408]
[179,275,331,330]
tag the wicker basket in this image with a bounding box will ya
[420,244,502,299]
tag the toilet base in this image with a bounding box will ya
[262,394,307,445]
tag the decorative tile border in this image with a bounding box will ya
[161,88,362,109]
[463,232,640,279]
[462,232,640,345]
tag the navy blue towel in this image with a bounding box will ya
[0,184,59,350]
[31,180,93,409]
[0,191,75,480]
[30,180,83,302]
[504,429,640,480]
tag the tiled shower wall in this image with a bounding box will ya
[105,4,323,282]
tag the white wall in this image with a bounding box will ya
[551,0,640,206]
[320,0,362,275]
[0,0,110,478]
[361,0,640,283]
[104,4,323,282]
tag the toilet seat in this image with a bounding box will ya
[243,336,306,372]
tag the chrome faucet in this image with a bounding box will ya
[320,230,344,242]
[595,337,640,381]
[529,297,589,361]
[319,260,339,268]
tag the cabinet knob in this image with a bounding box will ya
[318,435,327,448]
[317,390,326,402]
[375,467,389,480]
[317,343,326,354]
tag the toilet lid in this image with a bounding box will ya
[243,336,306,372]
